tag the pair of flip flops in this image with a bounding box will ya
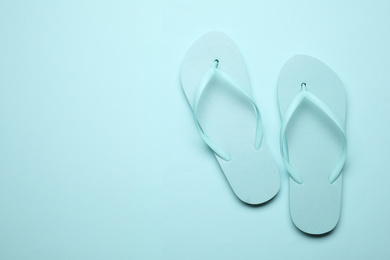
[180,32,347,235]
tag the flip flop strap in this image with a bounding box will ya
[280,84,347,184]
[192,60,263,161]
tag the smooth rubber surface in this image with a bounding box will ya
[278,55,347,234]
[181,32,280,205]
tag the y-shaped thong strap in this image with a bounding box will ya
[280,83,347,184]
[192,60,263,161]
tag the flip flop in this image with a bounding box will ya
[180,32,280,205]
[278,55,347,235]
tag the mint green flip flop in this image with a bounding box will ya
[181,32,280,205]
[278,55,347,235]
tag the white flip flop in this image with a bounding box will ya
[181,32,280,205]
[278,55,347,234]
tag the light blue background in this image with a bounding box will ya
[1,0,389,259]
